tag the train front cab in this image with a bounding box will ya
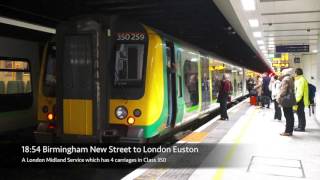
[35,41,57,141]
[108,28,186,142]
[52,16,168,142]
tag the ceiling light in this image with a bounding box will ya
[268,54,275,58]
[257,40,264,45]
[241,0,256,11]
[262,50,268,53]
[259,45,266,50]
[0,17,56,34]
[312,50,318,53]
[268,44,275,48]
[253,31,262,38]
[249,19,259,27]
[268,37,274,41]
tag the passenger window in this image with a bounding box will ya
[183,60,199,107]
[0,58,33,112]
[114,43,145,86]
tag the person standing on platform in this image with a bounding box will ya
[294,68,309,132]
[254,75,263,106]
[246,76,255,93]
[277,68,296,136]
[218,73,232,120]
[261,72,271,108]
[269,75,282,120]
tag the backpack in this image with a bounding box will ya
[308,83,316,103]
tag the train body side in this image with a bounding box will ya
[0,36,39,133]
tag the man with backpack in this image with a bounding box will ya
[294,68,309,132]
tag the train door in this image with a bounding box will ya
[201,57,210,111]
[61,35,95,136]
[57,19,108,139]
[165,41,177,128]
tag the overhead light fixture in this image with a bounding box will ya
[268,44,275,48]
[312,50,318,53]
[268,54,275,58]
[259,45,266,50]
[257,40,264,45]
[268,37,274,41]
[249,19,259,27]
[253,31,262,38]
[241,0,256,11]
[191,58,198,62]
[262,50,268,53]
[0,16,56,34]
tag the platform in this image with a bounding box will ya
[124,98,320,180]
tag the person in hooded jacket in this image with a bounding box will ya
[277,68,295,136]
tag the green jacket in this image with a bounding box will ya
[294,75,309,106]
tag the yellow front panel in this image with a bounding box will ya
[37,43,56,121]
[110,27,165,126]
[63,99,92,135]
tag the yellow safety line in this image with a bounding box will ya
[182,132,208,143]
[213,108,259,180]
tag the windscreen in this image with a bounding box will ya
[43,43,56,97]
[114,43,145,86]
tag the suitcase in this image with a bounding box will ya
[250,96,257,105]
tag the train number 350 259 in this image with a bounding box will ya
[116,32,145,41]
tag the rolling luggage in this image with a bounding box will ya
[250,96,257,105]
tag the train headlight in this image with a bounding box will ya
[127,117,135,125]
[47,113,54,121]
[115,106,128,120]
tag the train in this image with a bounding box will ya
[35,15,252,143]
[0,36,40,135]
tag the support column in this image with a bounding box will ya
[315,35,320,121]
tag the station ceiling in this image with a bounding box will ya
[0,0,272,72]
[220,0,320,65]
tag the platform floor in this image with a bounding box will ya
[124,99,320,180]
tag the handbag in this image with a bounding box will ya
[281,88,296,107]
[249,89,257,96]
